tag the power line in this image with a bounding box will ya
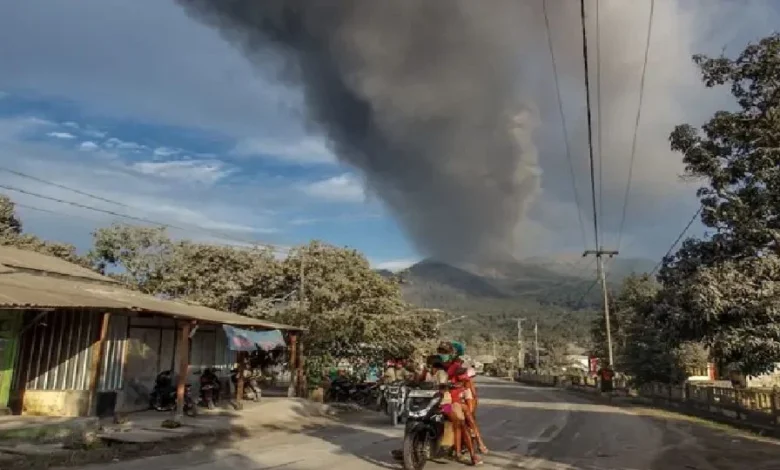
[580,0,600,250]
[595,0,604,248]
[650,205,702,276]
[543,0,588,249]
[0,166,131,208]
[617,0,655,251]
[0,183,288,253]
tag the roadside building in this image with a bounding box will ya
[0,246,304,417]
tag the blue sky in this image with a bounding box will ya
[0,0,778,272]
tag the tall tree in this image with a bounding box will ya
[661,34,780,375]
[90,223,175,292]
[0,194,88,267]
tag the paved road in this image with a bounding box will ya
[71,377,780,470]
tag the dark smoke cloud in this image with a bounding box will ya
[176,0,540,263]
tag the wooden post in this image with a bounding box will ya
[88,312,111,415]
[287,333,298,398]
[295,337,305,398]
[174,321,192,420]
[235,350,246,409]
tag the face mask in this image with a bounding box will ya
[438,354,452,363]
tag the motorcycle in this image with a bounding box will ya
[149,370,197,417]
[402,386,445,470]
[382,381,409,426]
[199,369,221,409]
[230,368,262,401]
[326,376,379,406]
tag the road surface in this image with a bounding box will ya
[70,377,780,470]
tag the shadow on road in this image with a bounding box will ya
[34,381,780,470]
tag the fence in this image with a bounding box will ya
[517,373,780,428]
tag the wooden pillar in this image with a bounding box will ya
[87,312,111,415]
[235,350,247,409]
[296,336,305,398]
[287,333,298,398]
[174,321,193,420]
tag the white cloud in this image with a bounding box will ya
[130,159,233,185]
[83,128,106,139]
[46,131,76,140]
[62,121,79,129]
[0,117,54,141]
[233,136,336,164]
[301,174,365,203]
[373,258,418,272]
[79,141,98,151]
[104,137,147,152]
[153,146,180,158]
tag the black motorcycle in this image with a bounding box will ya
[326,376,378,406]
[199,368,221,409]
[149,370,197,417]
[402,386,447,470]
[381,380,409,427]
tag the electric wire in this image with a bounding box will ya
[617,0,655,251]
[543,0,589,249]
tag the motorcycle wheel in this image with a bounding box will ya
[402,426,429,470]
[391,407,399,427]
[185,400,198,417]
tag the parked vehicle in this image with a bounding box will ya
[402,386,444,470]
[199,368,221,409]
[230,368,262,401]
[326,376,379,406]
[149,370,197,416]
[382,381,409,426]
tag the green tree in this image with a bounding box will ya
[89,223,175,292]
[661,34,780,375]
[266,242,436,365]
[0,195,22,238]
[0,194,88,267]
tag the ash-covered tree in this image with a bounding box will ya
[0,194,89,267]
[265,241,437,368]
[660,34,780,375]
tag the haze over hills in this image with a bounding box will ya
[392,255,655,307]
[382,255,656,345]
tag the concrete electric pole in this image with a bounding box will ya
[516,317,526,370]
[534,322,540,370]
[583,248,619,367]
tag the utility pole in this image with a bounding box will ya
[583,248,619,367]
[516,318,526,370]
[491,334,497,358]
[299,248,306,314]
[534,322,540,370]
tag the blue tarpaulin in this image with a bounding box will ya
[222,325,286,352]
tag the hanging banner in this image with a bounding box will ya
[222,325,286,352]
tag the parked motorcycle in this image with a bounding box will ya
[230,368,262,401]
[382,381,409,427]
[199,368,221,409]
[326,376,378,406]
[149,370,197,417]
[402,386,445,470]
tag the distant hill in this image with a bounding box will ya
[385,255,655,345]
[395,255,654,309]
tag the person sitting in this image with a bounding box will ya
[456,367,488,455]
[439,361,481,465]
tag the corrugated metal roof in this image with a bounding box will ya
[0,246,115,283]
[0,248,303,332]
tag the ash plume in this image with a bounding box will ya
[176,0,540,263]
